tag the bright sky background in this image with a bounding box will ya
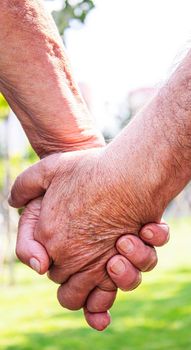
[63,0,191,129]
[3,0,191,153]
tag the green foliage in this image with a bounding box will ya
[0,149,38,190]
[53,0,95,37]
[24,146,38,163]
[1,218,191,349]
[0,94,10,120]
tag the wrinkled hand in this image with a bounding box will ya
[9,149,169,330]
[14,197,168,331]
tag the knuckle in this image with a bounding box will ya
[57,286,82,311]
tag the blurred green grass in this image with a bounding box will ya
[1,217,191,350]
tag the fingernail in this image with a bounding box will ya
[141,229,153,239]
[30,258,41,273]
[118,238,134,254]
[110,260,126,275]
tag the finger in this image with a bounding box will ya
[16,197,50,274]
[57,270,98,310]
[8,155,57,208]
[116,234,157,272]
[57,266,116,311]
[83,307,111,331]
[86,287,117,313]
[107,255,142,291]
[139,223,170,247]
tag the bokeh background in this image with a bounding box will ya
[1,1,191,349]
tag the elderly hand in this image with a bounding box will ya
[9,149,169,330]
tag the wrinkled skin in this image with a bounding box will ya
[16,196,169,331]
[10,148,169,330]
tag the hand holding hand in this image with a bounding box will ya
[9,149,169,330]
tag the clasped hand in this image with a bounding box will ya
[9,148,169,330]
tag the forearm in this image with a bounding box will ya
[104,50,191,225]
[0,0,104,157]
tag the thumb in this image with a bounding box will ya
[8,154,58,208]
[16,197,50,274]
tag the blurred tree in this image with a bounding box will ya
[52,0,95,38]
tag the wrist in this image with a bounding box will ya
[102,84,191,227]
[39,130,105,158]
[100,115,170,228]
[1,86,105,158]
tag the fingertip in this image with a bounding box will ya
[83,307,111,331]
[29,257,41,274]
[16,240,50,275]
[107,256,126,275]
[140,223,170,247]
[116,235,134,255]
[8,191,20,208]
[159,223,170,239]
[107,255,142,291]
[36,254,50,275]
